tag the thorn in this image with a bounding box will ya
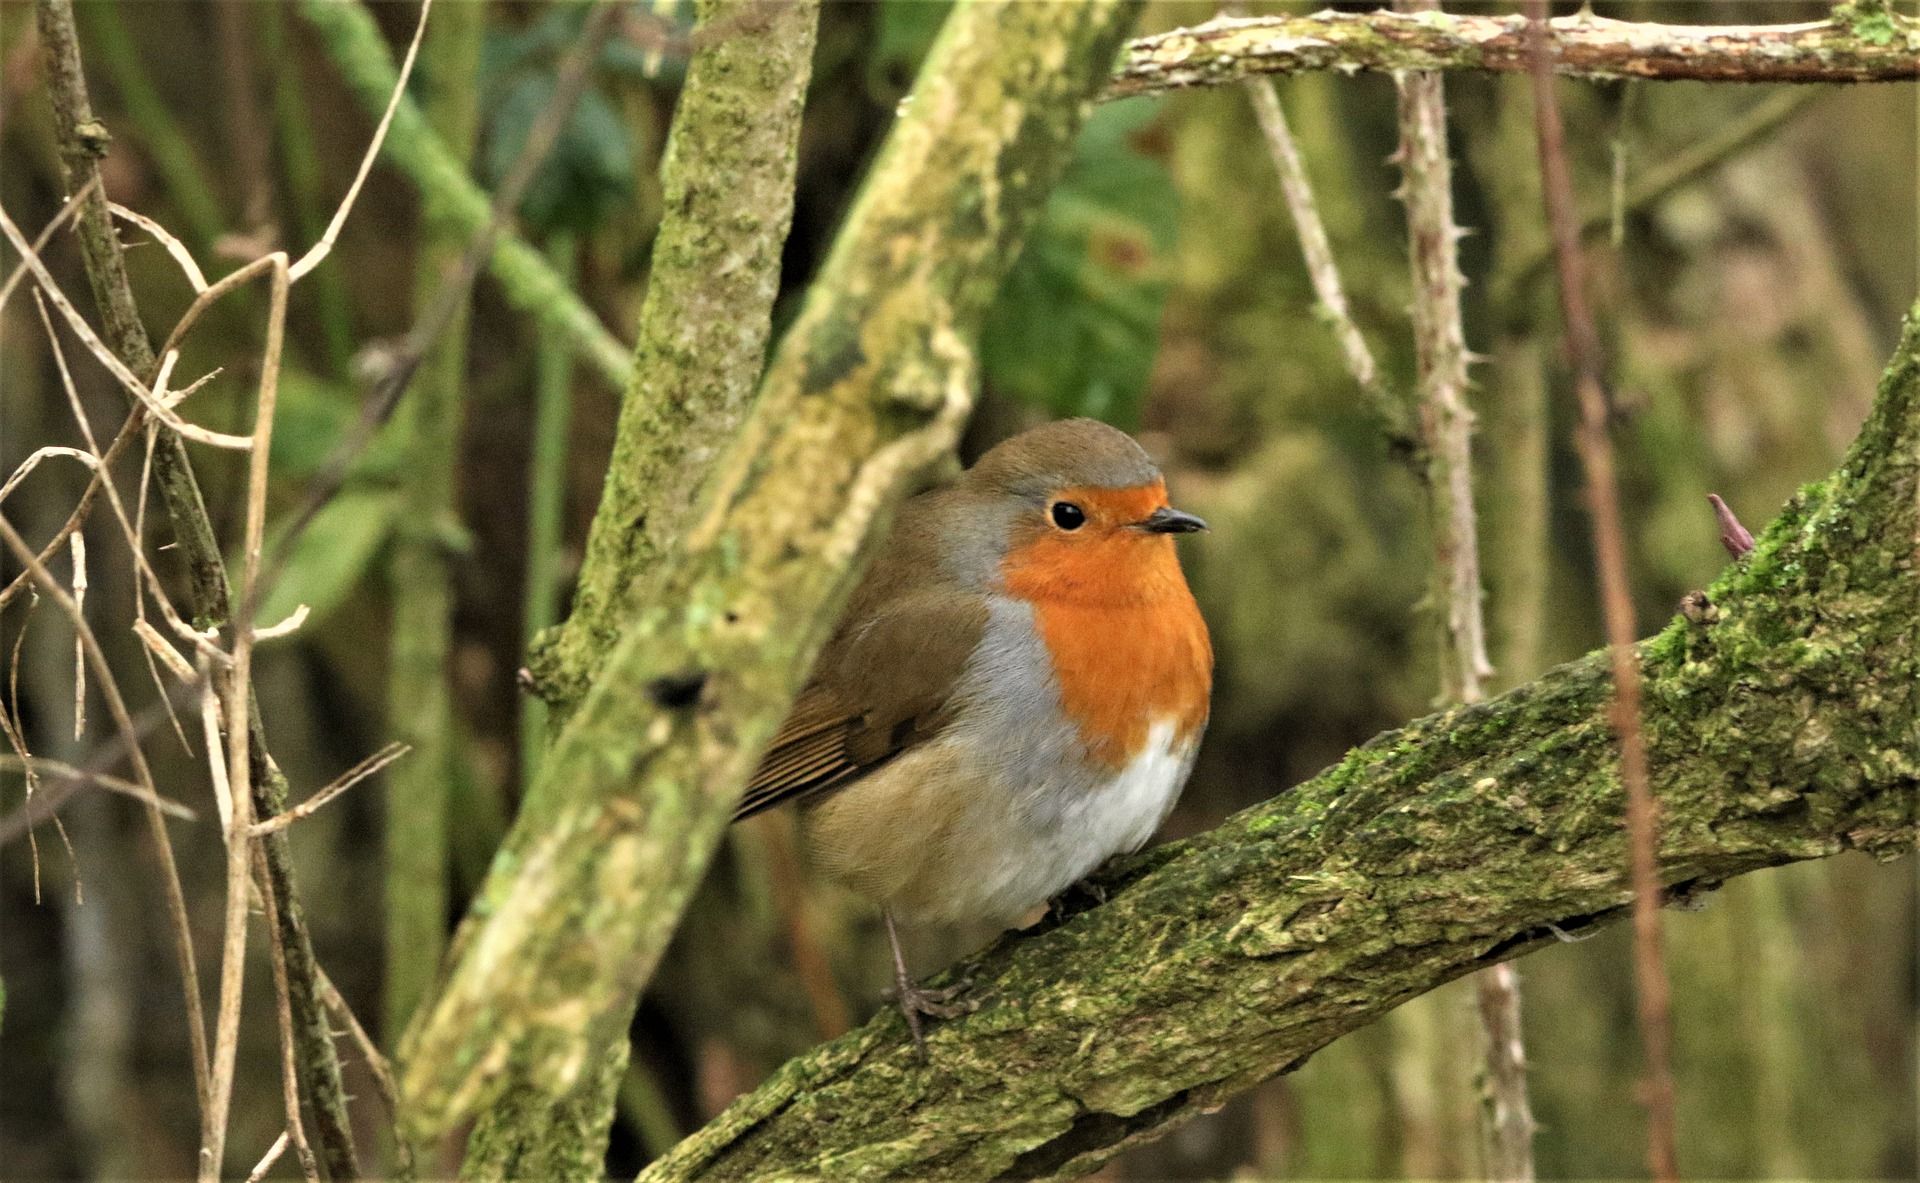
[1706,494,1754,559]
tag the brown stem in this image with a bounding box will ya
[30,2,360,1174]
[1522,4,1677,1179]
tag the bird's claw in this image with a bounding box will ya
[887,977,977,1057]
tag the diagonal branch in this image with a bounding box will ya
[637,307,1920,1183]
[1108,8,1920,100]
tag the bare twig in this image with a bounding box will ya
[0,173,98,311]
[67,533,85,739]
[243,1132,290,1183]
[1393,6,1531,1174]
[1523,5,1676,1179]
[249,741,409,837]
[1394,5,1495,709]
[202,251,290,1183]
[0,753,196,821]
[316,967,398,1118]
[1110,8,1920,100]
[1243,75,1412,451]
[0,513,212,1114]
[289,0,433,282]
[0,207,254,450]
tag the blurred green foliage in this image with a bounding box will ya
[981,98,1180,427]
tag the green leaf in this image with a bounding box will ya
[259,488,402,630]
[483,69,635,237]
[269,367,356,480]
[981,97,1178,428]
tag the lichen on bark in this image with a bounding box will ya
[527,0,822,718]
[636,308,1920,1183]
[395,0,1143,1142]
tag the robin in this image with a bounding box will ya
[735,418,1212,1050]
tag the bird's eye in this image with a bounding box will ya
[1050,501,1086,531]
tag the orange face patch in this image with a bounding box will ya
[999,481,1213,768]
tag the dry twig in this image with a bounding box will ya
[1522,4,1676,1178]
[249,741,410,837]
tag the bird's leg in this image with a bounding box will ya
[882,909,973,1058]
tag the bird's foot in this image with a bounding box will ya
[887,977,977,1058]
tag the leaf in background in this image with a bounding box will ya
[258,488,402,631]
[483,70,635,238]
[868,0,952,99]
[269,367,356,481]
[981,97,1178,428]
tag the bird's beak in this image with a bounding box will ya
[1137,506,1208,534]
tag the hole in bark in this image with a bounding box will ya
[646,669,709,708]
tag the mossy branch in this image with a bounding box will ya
[1108,8,1920,100]
[395,0,1143,1141]
[638,309,1920,1183]
[527,0,823,717]
[296,0,630,387]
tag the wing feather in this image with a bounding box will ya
[734,588,987,821]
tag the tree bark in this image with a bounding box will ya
[1108,7,1920,100]
[636,307,1920,1182]
[527,0,822,717]
[396,0,1144,1142]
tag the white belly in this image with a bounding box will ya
[934,717,1198,925]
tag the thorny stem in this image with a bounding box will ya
[1109,7,1920,100]
[1392,5,1533,1176]
[1523,4,1678,1180]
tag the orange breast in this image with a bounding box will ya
[999,486,1212,770]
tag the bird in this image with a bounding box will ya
[734,418,1213,1051]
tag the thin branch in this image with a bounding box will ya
[1522,5,1676,1180]
[0,753,196,821]
[1109,8,1920,100]
[0,173,97,311]
[1242,75,1412,452]
[250,853,320,1182]
[250,741,409,837]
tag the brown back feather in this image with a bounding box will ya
[734,585,987,820]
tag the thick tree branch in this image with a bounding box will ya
[395,0,1143,1140]
[640,309,1920,1182]
[1108,8,1920,100]
[528,0,821,716]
